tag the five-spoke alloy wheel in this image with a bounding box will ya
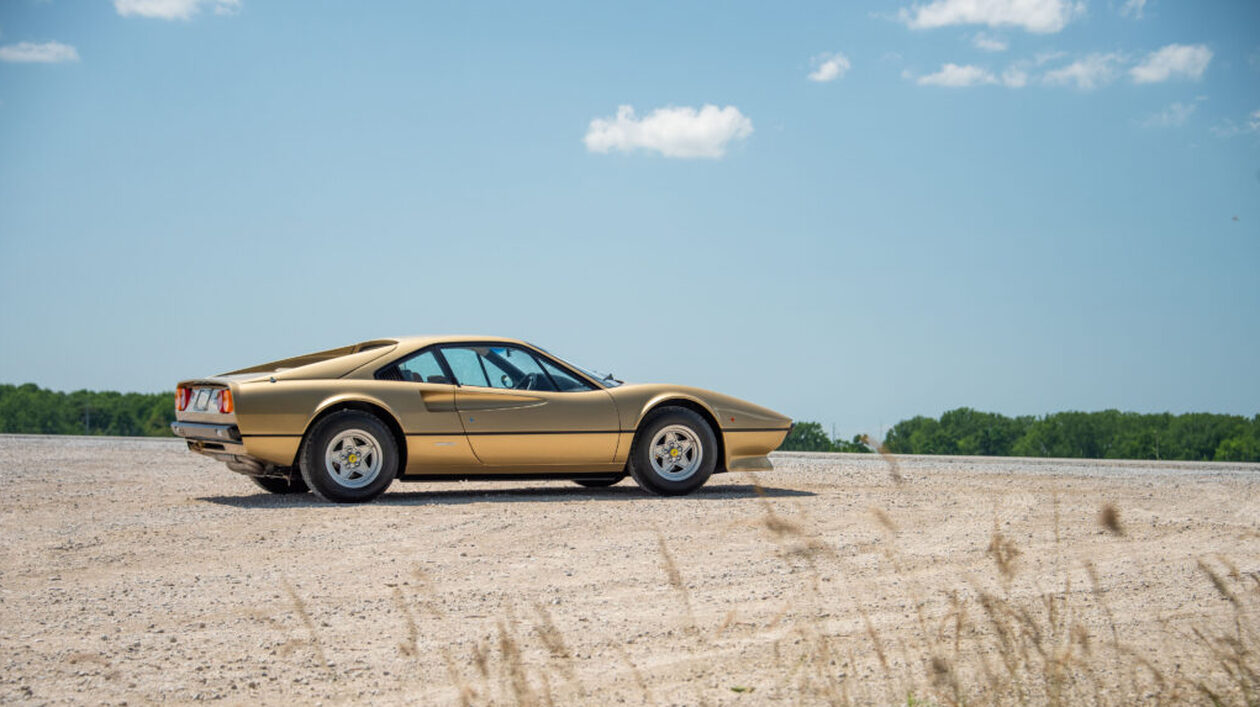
[628,407,717,496]
[300,410,399,503]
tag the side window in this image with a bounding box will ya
[396,350,450,384]
[477,350,514,389]
[538,358,593,392]
[441,347,490,387]
[491,347,556,391]
[439,345,559,391]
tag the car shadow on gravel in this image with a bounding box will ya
[197,483,814,509]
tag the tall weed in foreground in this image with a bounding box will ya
[744,469,1260,706]
[277,469,1257,705]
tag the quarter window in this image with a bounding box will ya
[396,350,449,384]
[441,347,490,387]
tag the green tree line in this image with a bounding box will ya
[0,383,175,437]
[778,422,874,453]
[782,407,1258,462]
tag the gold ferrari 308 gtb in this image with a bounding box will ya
[171,336,792,503]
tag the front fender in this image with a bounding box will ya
[635,392,719,429]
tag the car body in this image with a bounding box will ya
[171,336,792,502]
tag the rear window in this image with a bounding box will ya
[225,340,398,375]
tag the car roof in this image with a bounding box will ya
[383,335,534,350]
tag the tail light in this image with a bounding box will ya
[218,388,234,414]
[176,386,191,411]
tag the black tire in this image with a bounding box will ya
[574,475,626,488]
[627,407,717,496]
[299,410,399,503]
[250,473,309,494]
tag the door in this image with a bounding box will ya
[438,344,621,466]
[381,347,480,473]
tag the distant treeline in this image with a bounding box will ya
[778,422,874,453]
[781,407,1260,462]
[0,383,175,437]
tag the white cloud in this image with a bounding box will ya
[899,0,1084,33]
[1130,43,1212,84]
[1141,101,1197,128]
[1120,0,1146,19]
[808,52,851,82]
[1001,66,1029,87]
[114,0,240,20]
[972,32,1008,52]
[1210,108,1260,138]
[913,62,1028,87]
[912,61,1028,86]
[1043,53,1124,89]
[0,41,79,63]
[1033,50,1067,66]
[583,105,753,159]
[916,63,996,86]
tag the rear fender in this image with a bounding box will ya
[302,394,409,474]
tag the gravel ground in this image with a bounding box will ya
[2,435,1258,705]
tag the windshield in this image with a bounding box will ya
[534,345,623,388]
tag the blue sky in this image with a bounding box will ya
[1,0,1257,437]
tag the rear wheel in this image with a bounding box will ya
[299,410,399,503]
[627,407,717,496]
[574,475,626,488]
[250,473,309,495]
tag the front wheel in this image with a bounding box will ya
[627,407,717,496]
[299,411,399,503]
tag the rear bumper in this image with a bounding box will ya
[171,421,241,443]
[173,421,301,470]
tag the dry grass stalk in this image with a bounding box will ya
[533,602,585,700]
[1084,560,1121,649]
[656,532,698,637]
[861,433,904,484]
[613,644,655,705]
[987,530,1022,584]
[496,613,538,706]
[1099,503,1125,536]
[870,506,899,534]
[402,565,476,704]
[716,608,737,637]
[392,587,420,658]
[281,579,336,683]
